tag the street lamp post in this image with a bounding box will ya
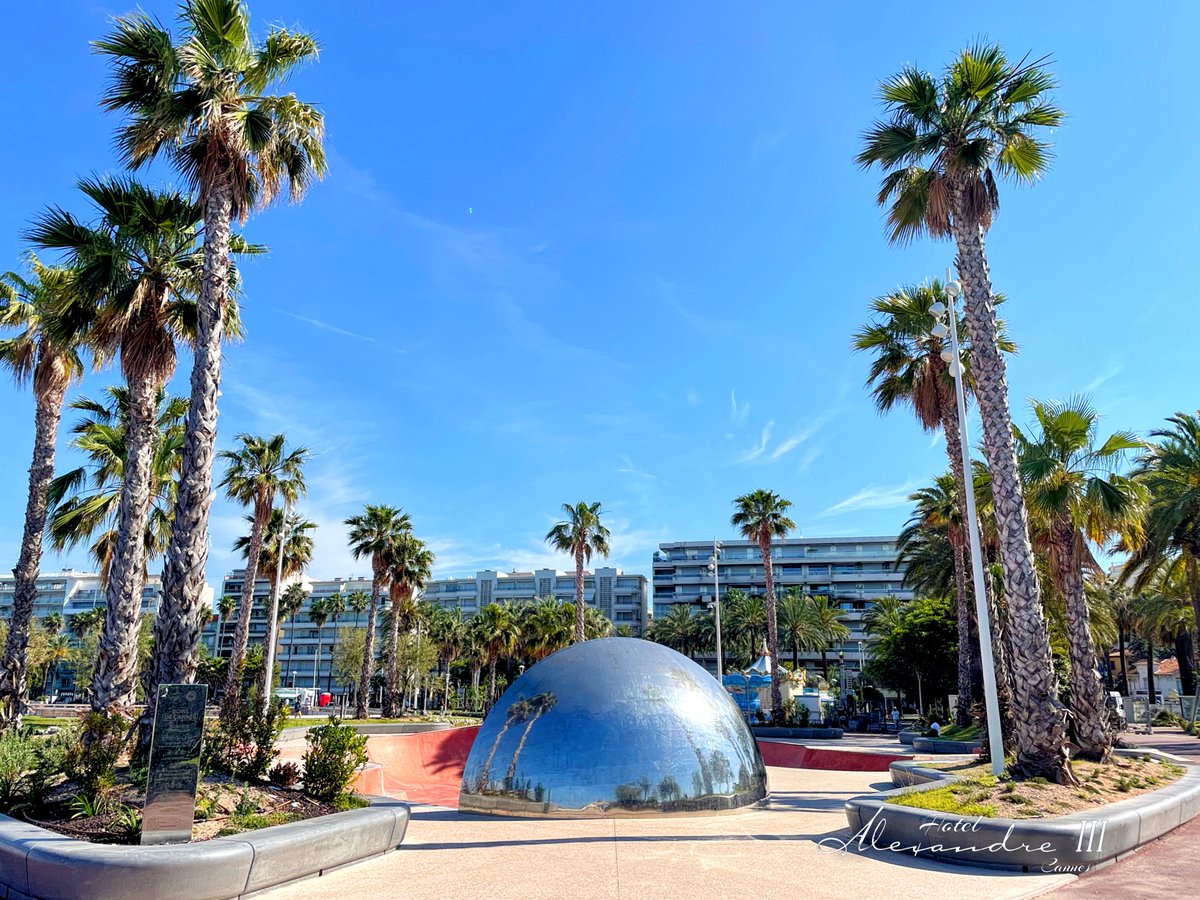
[929,270,1006,777]
[857,639,866,716]
[708,539,724,680]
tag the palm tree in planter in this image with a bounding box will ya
[854,281,1017,727]
[731,489,795,722]
[382,533,435,716]
[239,508,315,703]
[1016,398,1145,760]
[545,502,612,643]
[46,390,186,586]
[94,0,327,705]
[0,259,91,730]
[345,505,412,718]
[858,44,1071,780]
[277,583,308,690]
[217,433,308,720]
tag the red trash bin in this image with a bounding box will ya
[318,692,332,707]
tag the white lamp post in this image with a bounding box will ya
[707,539,724,680]
[929,270,1006,777]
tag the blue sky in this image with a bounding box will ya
[2,2,1199,588]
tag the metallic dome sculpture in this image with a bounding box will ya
[459,637,769,817]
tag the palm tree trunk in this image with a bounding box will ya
[487,656,497,708]
[356,572,382,719]
[1052,525,1111,760]
[1117,627,1129,694]
[145,178,235,745]
[0,379,67,731]
[383,590,403,718]
[505,708,544,786]
[92,372,162,717]
[760,537,783,722]
[1175,629,1196,698]
[573,546,585,644]
[223,505,269,719]
[325,615,337,695]
[1146,637,1156,706]
[949,183,1070,782]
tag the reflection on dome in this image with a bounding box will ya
[458,637,769,817]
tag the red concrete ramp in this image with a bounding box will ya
[354,728,906,807]
[357,726,478,806]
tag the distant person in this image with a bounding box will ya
[892,707,900,731]
[927,720,941,737]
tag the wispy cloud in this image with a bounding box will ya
[730,389,750,424]
[684,389,699,407]
[736,419,775,463]
[617,454,656,481]
[750,128,788,162]
[767,413,832,462]
[1085,360,1124,393]
[272,308,404,354]
[820,480,922,517]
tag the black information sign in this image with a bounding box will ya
[142,683,208,845]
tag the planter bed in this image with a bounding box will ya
[898,730,920,746]
[842,749,1200,872]
[0,795,409,900]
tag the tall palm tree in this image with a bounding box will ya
[854,282,1016,727]
[239,507,315,703]
[807,595,850,681]
[95,0,327,703]
[319,590,346,693]
[1016,398,1144,759]
[216,593,236,656]
[431,608,467,712]
[651,604,700,659]
[46,389,186,583]
[545,502,612,644]
[345,505,412,718]
[29,178,220,718]
[346,590,370,629]
[731,489,795,721]
[859,44,1070,780]
[1123,412,1200,697]
[307,598,330,693]
[277,582,307,689]
[0,258,90,729]
[217,433,308,715]
[382,534,435,716]
[722,589,766,666]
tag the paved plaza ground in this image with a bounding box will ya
[264,766,1075,900]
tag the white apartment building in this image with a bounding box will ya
[652,536,912,674]
[422,567,651,635]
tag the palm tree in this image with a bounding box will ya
[473,603,521,708]
[504,691,557,788]
[346,590,370,629]
[307,598,330,694]
[217,433,308,715]
[651,604,701,658]
[95,0,327,706]
[277,583,307,690]
[722,589,766,665]
[70,607,106,640]
[807,595,850,681]
[859,44,1070,780]
[29,178,211,718]
[0,258,90,729]
[863,594,906,639]
[240,507,315,702]
[1016,398,1145,759]
[216,593,236,657]
[520,597,573,662]
[731,489,795,721]
[776,589,822,671]
[345,505,412,718]
[319,590,347,693]
[431,608,467,712]
[382,534,435,716]
[1123,412,1200,697]
[854,282,1016,728]
[46,389,186,583]
[545,502,611,644]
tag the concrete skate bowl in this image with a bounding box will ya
[354,725,480,806]
[353,725,906,808]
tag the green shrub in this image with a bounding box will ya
[68,712,129,797]
[888,785,995,817]
[0,731,39,813]
[302,717,368,802]
[203,698,288,781]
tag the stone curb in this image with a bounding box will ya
[278,721,452,741]
[0,795,409,900]
[840,749,1200,872]
[910,737,983,754]
[750,726,845,739]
